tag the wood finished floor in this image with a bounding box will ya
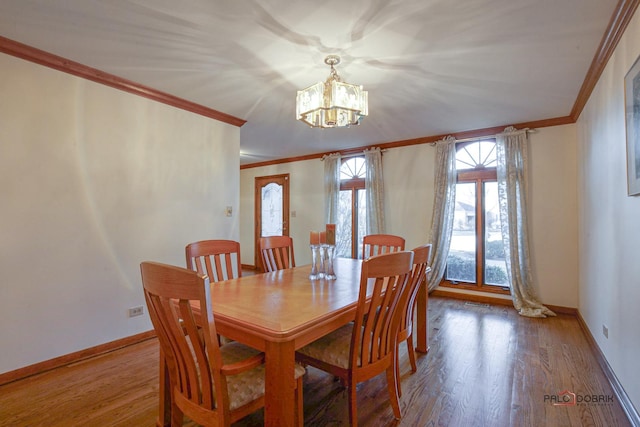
[0,297,631,426]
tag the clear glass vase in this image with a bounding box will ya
[309,245,320,280]
[323,244,336,280]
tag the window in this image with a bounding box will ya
[336,157,366,259]
[442,140,509,293]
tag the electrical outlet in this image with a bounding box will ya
[602,324,609,339]
[225,206,233,217]
[128,306,144,317]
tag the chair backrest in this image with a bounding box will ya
[141,262,226,423]
[362,234,406,259]
[398,244,432,338]
[351,251,414,370]
[259,236,295,272]
[185,239,242,282]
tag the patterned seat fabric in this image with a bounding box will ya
[222,341,306,411]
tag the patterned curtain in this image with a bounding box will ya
[496,127,555,318]
[364,147,385,234]
[427,136,457,291]
[323,152,341,224]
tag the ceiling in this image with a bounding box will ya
[0,0,620,165]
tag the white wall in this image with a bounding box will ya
[239,124,579,308]
[576,7,640,411]
[0,54,240,374]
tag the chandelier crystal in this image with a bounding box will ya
[296,55,368,128]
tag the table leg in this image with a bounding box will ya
[158,348,171,427]
[264,340,297,427]
[416,279,430,353]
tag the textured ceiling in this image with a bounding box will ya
[0,0,619,164]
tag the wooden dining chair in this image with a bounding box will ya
[259,235,295,272]
[185,239,242,282]
[295,251,414,426]
[141,261,305,427]
[395,244,432,396]
[185,239,243,345]
[362,234,406,259]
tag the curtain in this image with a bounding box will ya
[496,127,555,318]
[364,147,385,234]
[427,136,457,292]
[323,152,341,225]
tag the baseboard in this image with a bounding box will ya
[0,330,156,386]
[432,288,513,307]
[431,288,577,315]
[576,313,640,426]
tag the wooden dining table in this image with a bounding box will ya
[157,257,430,427]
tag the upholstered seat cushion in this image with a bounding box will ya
[220,341,306,411]
[296,324,356,369]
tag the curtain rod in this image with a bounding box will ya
[430,128,536,146]
[321,148,387,161]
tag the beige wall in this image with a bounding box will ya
[0,54,240,374]
[240,124,579,308]
[576,7,640,410]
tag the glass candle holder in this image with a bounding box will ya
[321,244,336,280]
[309,244,320,280]
[317,244,326,279]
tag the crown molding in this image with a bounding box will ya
[0,36,246,127]
[570,0,640,120]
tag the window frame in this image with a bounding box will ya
[440,140,509,295]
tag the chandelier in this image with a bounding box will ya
[296,55,368,128]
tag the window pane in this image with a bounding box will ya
[336,190,352,258]
[484,182,509,287]
[456,140,497,170]
[261,183,283,236]
[356,189,367,259]
[447,182,476,283]
[340,157,366,180]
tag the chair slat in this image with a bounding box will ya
[259,236,295,273]
[362,234,405,259]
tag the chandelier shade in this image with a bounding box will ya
[296,55,368,128]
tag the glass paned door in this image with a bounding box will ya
[447,182,477,283]
[255,174,289,270]
[337,190,353,258]
[261,183,283,236]
[483,182,509,287]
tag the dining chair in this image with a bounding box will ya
[185,239,242,282]
[295,251,414,426]
[259,235,295,272]
[395,244,432,396]
[362,234,406,259]
[185,239,242,345]
[141,261,305,427]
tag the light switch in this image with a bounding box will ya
[225,206,233,217]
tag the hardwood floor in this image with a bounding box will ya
[0,297,631,426]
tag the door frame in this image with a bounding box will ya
[254,174,290,271]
